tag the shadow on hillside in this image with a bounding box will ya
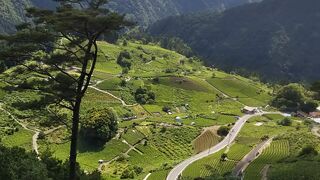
[78,135,106,153]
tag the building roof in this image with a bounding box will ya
[310,112,320,118]
[243,106,257,111]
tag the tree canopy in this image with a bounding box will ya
[0,0,132,179]
[80,108,118,144]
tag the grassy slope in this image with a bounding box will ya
[0,40,278,179]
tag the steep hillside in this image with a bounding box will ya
[0,0,260,33]
[0,0,31,34]
[149,0,320,82]
[0,40,275,179]
[107,0,261,26]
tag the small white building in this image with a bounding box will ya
[242,106,258,114]
[175,116,182,122]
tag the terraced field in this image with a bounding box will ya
[206,77,271,106]
[182,148,235,178]
[193,128,220,154]
[122,128,145,145]
[227,143,252,161]
[149,127,199,160]
[147,170,169,180]
[244,140,290,180]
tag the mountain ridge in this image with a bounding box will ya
[148,0,320,82]
[0,0,260,33]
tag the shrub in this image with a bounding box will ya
[38,131,46,140]
[133,166,143,174]
[116,154,127,162]
[152,77,160,83]
[120,79,127,87]
[220,153,228,161]
[120,169,134,179]
[301,100,318,113]
[299,145,318,156]
[122,40,128,46]
[134,87,155,104]
[278,117,292,126]
[261,135,269,141]
[162,105,171,113]
[117,51,132,69]
[122,67,129,74]
[217,126,230,136]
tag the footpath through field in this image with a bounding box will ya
[0,103,64,157]
[89,80,137,107]
[0,103,40,155]
[166,112,280,180]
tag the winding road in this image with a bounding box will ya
[166,112,280,180]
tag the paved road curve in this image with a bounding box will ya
[166,112,275,180]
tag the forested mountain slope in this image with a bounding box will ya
[0,0,31,34]
[0,0,260,33]
[149,0,320,82]
[107,0,261,26]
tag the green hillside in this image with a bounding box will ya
[0,40,276,179]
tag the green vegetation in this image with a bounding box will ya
[217,126,230,136]
[149,0,320,82]
[1,129,33,151]
[207,77,271,106]
[182,148,235,178]
[193,129,220,154]
[80,108,118,144]
[244,140,290,180]
[1,13,317,179]
[0,144,101,180]
[272,83,318,112]
[147,170,169,180]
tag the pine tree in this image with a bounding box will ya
[0,1,132,179]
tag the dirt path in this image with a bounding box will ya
[0,103,40,155]
[202,79,246,106]
[312,126,320,138]
[0,103,65,156]
[233,138,273,176]
[89,80,137,107]
[122,139,143,155]
[143,173,152,180]
[97,140,144,171]
[261,165,270,180]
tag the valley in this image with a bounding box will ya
[1,40,320,180]
[0,0,320,180]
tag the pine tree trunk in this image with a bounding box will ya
[69,99,81,180]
